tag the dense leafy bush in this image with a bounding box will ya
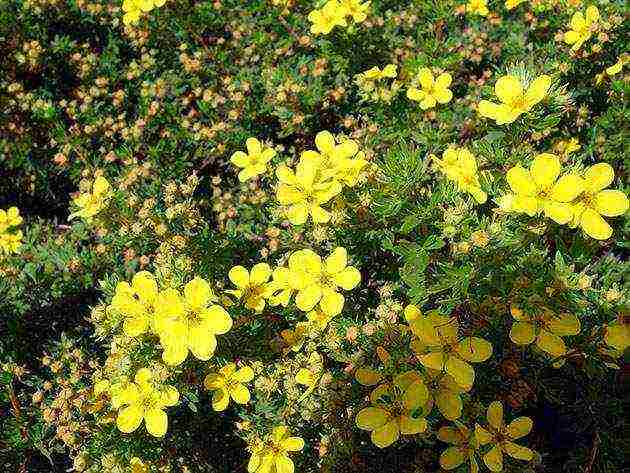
[1,0,628,472]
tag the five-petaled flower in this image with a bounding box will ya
[478,74,551,124]
[204,363,255,411]
[563,6,599,51]
[407,68,453,109]
[247,426,305,473]
[230,138,276,182]
[227,263,274,312]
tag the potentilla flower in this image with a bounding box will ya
[247,426,304,473]
[114,368,179,437]
[227,263,274,312]
[309,131,369,187]
[276,154,342,225]
[569,163,629,240]
[466,0,489,16]
[475,401,534,472]
[338,0,370,22]
[409,310,492,389]
[308,0,347,35]
[355,371,429,448]
[69,176,111,222]
[230,138,276,182]
[109,271,159,337]
[505,0,526,10]
[499,153,584,224]
[563,5,599,51]
[433,147,487,203]
[407,68,453,110]
[0,207,23,255]
[438,423,480,472]
[204,363,255,411]
[292,247,361,316]
[509,305,580,358]
[478,74,551,125]
[154,277,232,366]
[603,314,629,353]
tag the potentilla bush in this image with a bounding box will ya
[0,0,628,472]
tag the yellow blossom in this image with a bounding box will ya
[475,401,534,472]
[563,5,599,51]
[356,371,429,448]
[505,0,526,10]
[230,138,276,182]
[438,424,480,472]
[69,176,111,222]
[292,247,361,316]
[467,0,489,16]
[109,271,159,337]
[154,277,232,366]
[0,207,23,255]
[339,0,370,22]
[204,363,255,411]
[499,153,584,225]
[605,56,627,76]
[308,0,347,35]
[433,147,487,203]
[509,305,580,357]
[227,263,274,312]
[604,314,629,353]
[310,131,369,187]
[407,68,453,109]
[247,426,304,473]
[114,368,179,437]
[569,163,629,240]
[478,74,551,124]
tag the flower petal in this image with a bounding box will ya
[483,445,504,472]
[580,208,613,240]
[510,321,536,345]
[594,190,629,217]
[446,357,475,388]
[295,285,322,312]
[145,408,168,437]
[457,337,493,363]
[549,174,584,202]
[371,420,400,448]
[487,401,504,429]
[530,153,560,190]
[440,446,465,470]
[536,329,566,357]
[583,163,614,193]
[356,407,389,431]
[504,441,534,461]
[507,417,533,439]
[507,165,537,196]
[250,263,272,285]
[116,404,143,433]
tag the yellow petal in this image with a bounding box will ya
[477,100,502,120]
[319,290,344,316]
[504,441,534,461]
[250,263,272,285]
[530,153,560,190]
[286,202,309,225]
[355,368,383,386]
[483,445,504,472]
[507,165,537,196]
[436,390,463,420]
[229,266,250,289]
[356,407,389,431]
[203,305,232,334]
[440,446,465,470]
[123,315,149,337]
[475,424,493,445]
[212,388,230,411]
[487,401,504,429]
[594,190,629,217]
[402,380,428,409]
[418,351,445,370]
[445,356,475,388]
[585,5,599,23]
[334,267,361,290]
[132,272,158,304]
[549,174,584,202]
[510,321,536,345]
[417,68,434,89]
[281,437,305,452]
[456,337,493,363]
[524,75,551,107]
[189,324,218,360]
[325,247,348,274]
[145,407,168,437]
[161,341,188,366]
[233,366,255,383]
[315,131,336,155]
[399,415,427,435]
[230,384,250,404]
[275,455,294,473]
[116,404,143,433]
[583,163,613,193]
[536,329,566,357]
[407,87,426,102]
[231,151,250,168]
[543,201,574,225]
[371,420,400,448]
[506,417,533,439]
[295,285,322,312]
[580,208,613,240]
[548,313,580,336]
[495,75,523,104]
[134,368,152,385]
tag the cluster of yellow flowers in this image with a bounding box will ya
[433,146,487,204]
[122,0,166,25]
[69,176,111,222]
[308,0,370,35]
[109,272,233,366]
[563,5,599,51]
[407,67,453,110]
[354,64,401,103]
[275,130,368,225]
[0,207,23,255]
[247,425,304,473]
[499,156,629,240]
[478,73,552,125]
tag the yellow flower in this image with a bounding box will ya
[267,250,316,307]
[475,401,534,472]
[407,68,453,109]
[604,314,629,353]
[433,147,487,203]
[409,310,492,389]
[605,56,627,76]
[292,247,361,316]
[0,207,22,232]
[563,5,599,51]
[130,457,149,473]
[69,176,111,222]
[227,263,273,312]
[115,368,179,437]
[569,163,629,240]
[339,0,370,22]
[505,0,526,10]
[276,154,342,225]
[308,0,347,35]
[438,424,480,472]
[509,305,580,358]
[154,277,232,366]
[467,0,489,16]
[478,74,551,125]
[109,271,159,337]
[204,363,255,411]
[0,230,22,254]
[230,138,276,182]
[355,371,429,448]
[358,64,397,82]
[0,207,23,255]
[310,131,368,187]
[500,153,584,224]
[247,426,304,473]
